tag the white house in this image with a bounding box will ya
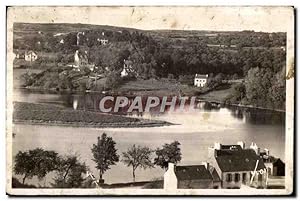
[97,38,109,45]
[194,74,208,87]
[121,59,134,77]
[24,51,38,62]
[74,50,88,67]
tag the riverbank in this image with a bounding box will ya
[13,102,173,128]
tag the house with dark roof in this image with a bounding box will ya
[175,165,214,189]
[194,74,208,87]
[208,142,267,189]
[260,149,285,177]
[164,162,221,189]
[24,50,38,62]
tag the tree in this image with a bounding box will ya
[105,72,122,89]
[154,141,182,170]
[91,133,120,183]
[52,155,87,188]
[122,144,154,182]
[245,67,274,107]
[167,73,175,80]
[14,148,58,184]
[20,72,36,87]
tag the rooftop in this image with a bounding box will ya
[195,74,208,79]
[175,165,213,181]
[215,148,265,172]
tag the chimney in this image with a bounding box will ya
[214,142,221,150]
[164,163,178,190]
[250,142,260,155]
[264,148,269,156]
[237,141,245,149]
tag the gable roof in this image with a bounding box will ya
[25,50,37,55]
[195,74,208,79]
[215,149,265,172]
[175,165,213,181]
[273,158,285,166]
[220,145,242,150]
[208,166,221,182]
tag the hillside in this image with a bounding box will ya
[13,22,286,110]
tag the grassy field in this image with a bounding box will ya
[118,78,201,96]
[13,102,171,128]
[197,84,235,102]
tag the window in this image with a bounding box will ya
[226,173,232,182]
[234,173,240,182]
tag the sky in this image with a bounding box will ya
[7,6,293,32]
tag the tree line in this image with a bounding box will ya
[15,27,287,110]
[13,133,182,187]
[15,27,286,78]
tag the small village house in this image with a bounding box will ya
[98,38,109,45]
[207,142,268,189]
[121,59,134,77]
[260,149,285,177]
[164,162,221,189]
[24,50,38,62]
[74,50,89,67]
[194,74,208,87]
[97,32,109,45]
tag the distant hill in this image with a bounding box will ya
[14,22,286,41]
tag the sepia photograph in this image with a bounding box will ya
[6,6,294,196]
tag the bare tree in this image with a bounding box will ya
[122,144,154,182]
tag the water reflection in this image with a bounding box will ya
[70,94,285,125]
[14,89,285,126]
[12,89,286,185]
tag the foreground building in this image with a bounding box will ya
[164,162,221,189]
[208,142,268,189]
[260,149,285,177]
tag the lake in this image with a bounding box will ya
[12,89,285,186]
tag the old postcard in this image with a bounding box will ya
[6,6,294,196]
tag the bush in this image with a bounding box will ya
[105,72,122,89]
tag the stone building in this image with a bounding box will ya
[208,142,268,189]
[163,162,221,189]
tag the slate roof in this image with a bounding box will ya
[220,145,242,150]
[175,165,213,181]
[273,158,285,166]
[215,149,265,172]
[195,74,208,79]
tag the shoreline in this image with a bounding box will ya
[13,102,173,128]
[13,119,173,128]
[15,87,286,113]
[198,98,286,113]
